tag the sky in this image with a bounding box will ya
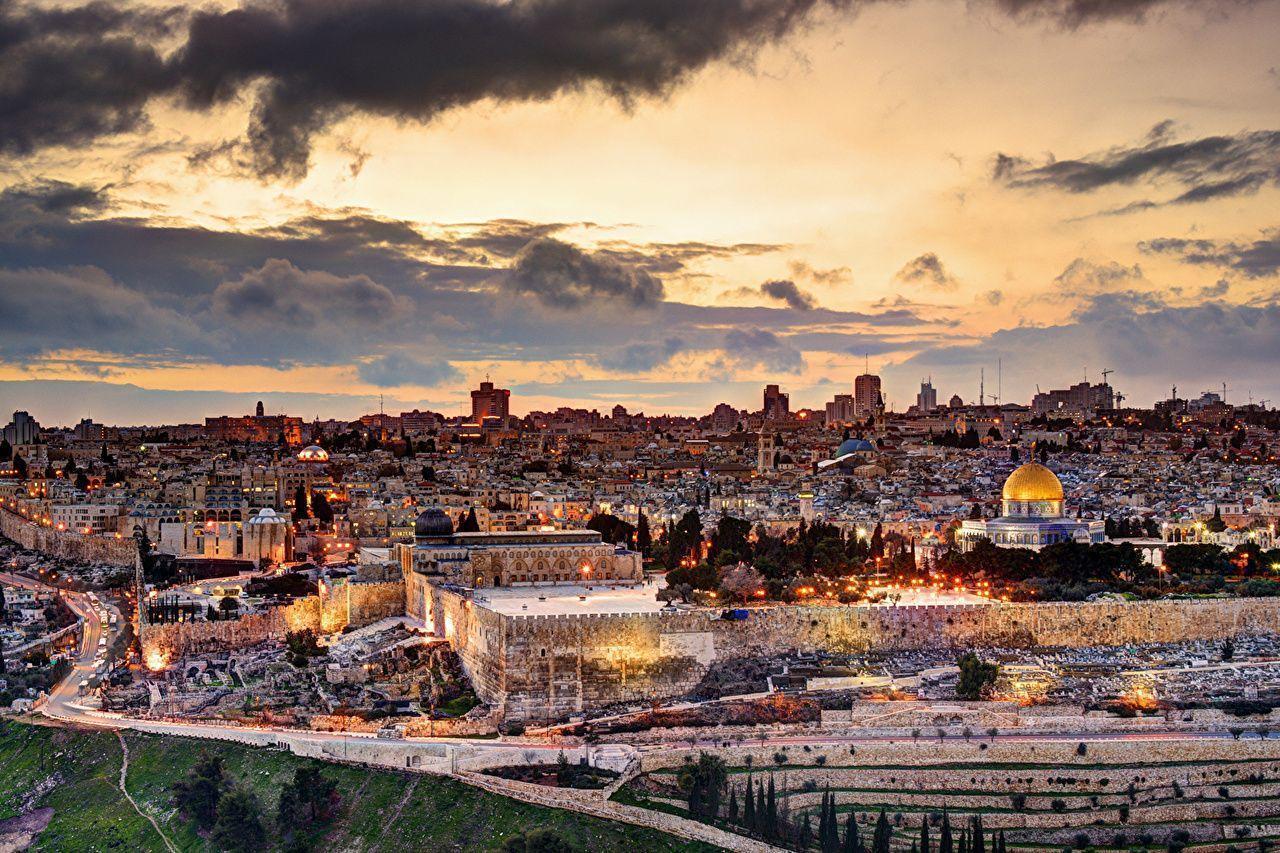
[1,0,1279,425]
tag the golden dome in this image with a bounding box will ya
[1002,462,1063,502]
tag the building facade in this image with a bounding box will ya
[956,462,1105,552]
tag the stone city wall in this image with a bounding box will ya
[142,579,407,662]
[1,508,136,567]
[459,596,1280,724]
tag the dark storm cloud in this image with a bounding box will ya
[0,265,200,359]
[760,279,817,310]
[168,0,863,180]
[985,0,1259,27]
[0,182,925,371]
[892,295,1280,405]
[504,237,665,308]
[1140,230,1280,278]
[356,352,462,388]
[0,1,179,156]
[597,338,689,372]
[994,125,1280,204]
[893,252,958,290]
[714,327,806,375]
[0,0,1267,181]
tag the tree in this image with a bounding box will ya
[636,512,652,555]
[844,811,863,853]
[956,652,999,700]
[171,751,229,828]
[211,785,267,853]
[873,809,892,853]
[680,753,729,822]
[292,484,309,522]
[0,439,10,462]
[278,766,340,829]
[765,775,778,840]
[500,829,576,853]
[458,506,481,533]
[940,811,954,853]
[719,562,766,603]
[311,491,334,525]
[743,776,756,829]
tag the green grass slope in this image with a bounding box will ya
[0,721,717,852]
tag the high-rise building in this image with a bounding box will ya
[853,374,882,420]
[825,394,855,425]
[762,385,789,421]
[916,379,938,413]
[255,400,265,417]
[2,411,41,445]
[710,403,740,432]
[471,380,511,421]
[1030,382,1114,417]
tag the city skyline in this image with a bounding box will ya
[2,0,1279,421]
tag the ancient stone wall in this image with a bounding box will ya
[432,587,507,704]
[462,596,1280,723]
[1,508,136,566]
[141,580,406,662]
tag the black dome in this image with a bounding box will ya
[415,507,454,538]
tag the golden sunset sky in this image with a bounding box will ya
[1,0,1278,423]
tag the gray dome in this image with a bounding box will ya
[414,507,454,539]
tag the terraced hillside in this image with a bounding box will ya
[616,738,1280,852]
[0,721,715,852]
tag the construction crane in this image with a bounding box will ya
[1100,368,1114,385]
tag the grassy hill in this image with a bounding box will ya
[0,720,717,852]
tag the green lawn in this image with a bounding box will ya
[0,720,719,852]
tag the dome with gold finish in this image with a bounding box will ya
[1001,462,1063,502]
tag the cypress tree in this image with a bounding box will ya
[913,843,919,853]
[756,779,767,836]
[744,777,756,830]
[873,810,892,853]
[972,815,985,853]
[728,784,738,823]
[921,816,931,853]
[997,830,1006,853]
[819,792,831,852]
[766,775,778,840]
[843,812,861,853]
[940,811,954,853]
[959,828,969,853]
[799,812,813,851]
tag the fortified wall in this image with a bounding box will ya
[435,594,1280,724]
[1,508,136,567]
[141,580,404,662]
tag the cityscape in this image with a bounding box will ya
[3,0,1280,852]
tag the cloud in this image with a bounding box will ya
[788,259,852,286]
[994,124,1280,206]
[982,289,1005,305]
[892,295,1280,406]
[760,279,817,310]
[356,352,462,387]
[1053,258,1145,293]
[0,0,1265,180]
[711,327,806,377]
[0,265,200,359]
[597,337,689,373]
[893,252,958,290]
[1140,230,1280,279]
[503,237,664,309]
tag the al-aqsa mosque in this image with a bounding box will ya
[956,461,1105,552]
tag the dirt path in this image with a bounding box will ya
[116,732,179,853]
